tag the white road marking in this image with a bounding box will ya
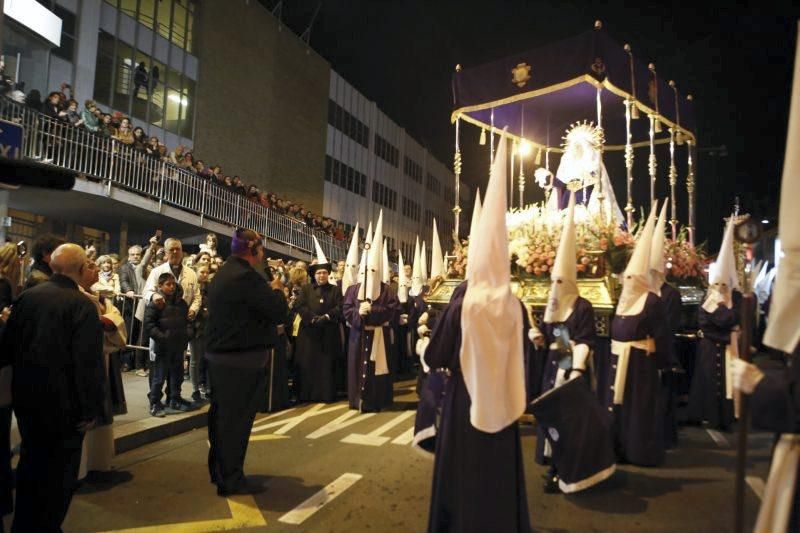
[278,473,363,525]
[706,429,730,448]
[306,409,376,439]
[251,403,346,434]
[341,411,416,446]
[745,476,765,500]
[391,427,415,446]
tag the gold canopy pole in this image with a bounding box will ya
[668,126,678,239]
[596,87,605,222]
[624,98,635,229]
[686,95,696,245]
[518,106,525,209]
[453,114,462,239]
[648,113,657,210]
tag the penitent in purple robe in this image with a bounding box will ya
[658,282,683,448]
[605,292,669,467]
[343,283,400,412]
[423,282,532,533]
[750,343,800,531]
[686,292,741,430]
[532,296,596,464]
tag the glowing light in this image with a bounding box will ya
[168,93,189,106]
[761,219,769,224]
[518,140,532,157]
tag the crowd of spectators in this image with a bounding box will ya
[1,79,350,242]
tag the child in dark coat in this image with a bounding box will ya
[144,272,193,417]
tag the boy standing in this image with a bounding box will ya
[144,272,192,417]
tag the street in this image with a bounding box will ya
[49,381,771,533]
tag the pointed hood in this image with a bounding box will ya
[765,21,800,354]
[341,223,360,296]
[357,220,373,292]
[544,191,579,323]
[309,235,331,276]
[409,236,424,297]
[363,210,384,301]
[465,189,483,280]
[430,218,444,281]
[649,199,670,295]
[382,238,391,284]
[702,216,737,312]
[459,131,526,434]
[364,221,373,248]
[617,201,658,316]
[420,241,428,282]
[397,249,409,303]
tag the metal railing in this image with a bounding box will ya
[0,97,347,259]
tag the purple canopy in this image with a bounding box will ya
[452,27,696,151]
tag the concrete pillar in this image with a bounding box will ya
[119,220,128,258]
[73,0,102,106]
[0,190,8,243]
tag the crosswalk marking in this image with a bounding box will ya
[745,475,765,500]
[306,409,376,439]
[251,403,347,434]
[706,429,730,448]
[250,434,291,442]
[391,427,415,445]
[278,473,363,525]
[341,411,416,446]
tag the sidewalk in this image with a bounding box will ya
[10,372,210,455]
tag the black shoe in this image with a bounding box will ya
[165,398,191,413]
[150,403,166,417]
[217,477,267,497]
[191,391,208,404]
[543,475,560,494]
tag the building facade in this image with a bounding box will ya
[1,0,463,261]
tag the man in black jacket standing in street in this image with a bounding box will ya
[0,243,105,532]
[205,228,287,496]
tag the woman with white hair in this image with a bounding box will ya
[92,255,120,300]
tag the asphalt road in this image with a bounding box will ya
[54,382,771,532]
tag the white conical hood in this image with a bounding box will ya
[430,218,444,281]
[544,191,578,323]
[363,210,383,301]
[398,249,409,303]
[312,235,328,265]
[342,223,360,296]
[382,238,390,284]
[409,236,423,297]
[765,22,800,353]
[364,221,373,248]
[459,132,526,434]
[649,199,670,295]
[617,201,658,316]
[420,241,428,281]
[702,216,737,312]
[465,189,482,280]
[357,221,373,295]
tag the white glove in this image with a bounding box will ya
[416,337,431,373]
[418,311,429,326]
[399,313,408,326]
[571,343,590,371]
[528,325,544,347]
[731,358,764,395]
[358,302,371,316]
[417,324,430,338]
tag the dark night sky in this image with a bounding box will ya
[262,0,799,249]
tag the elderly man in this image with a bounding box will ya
[0,243,105,533]
[140,237,201,411]
[205,228,287,496]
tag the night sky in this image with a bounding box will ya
[262,0,799,249]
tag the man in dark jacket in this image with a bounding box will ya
[205,228,287,496]
[0,243,105,533]
[23,233,65,291]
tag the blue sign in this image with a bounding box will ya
[0,119,23,160]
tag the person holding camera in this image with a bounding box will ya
[293,244,343,403]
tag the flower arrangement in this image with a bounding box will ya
[664,228,708,285]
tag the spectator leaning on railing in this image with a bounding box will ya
[82,100,101,133]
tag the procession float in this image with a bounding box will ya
[431,22,708,337]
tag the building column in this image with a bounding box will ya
[73,0,102,106]
[118,219,128,257]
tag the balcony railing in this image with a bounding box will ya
[0,98,347,259]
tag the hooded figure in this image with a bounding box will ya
[687,216,741,430]
[382,238,391,284]
[465,189,482,281]
[430,219,444,283]
[421,132,532,532]
[605,202,670,466]
[343,210,400,412]
[735,26,800,531]
[294,237,343,403]
[420,241,428,283]
[649,200,684,448]
[409,237,424,297]
[341,223,360,296]
[529,191,614,493]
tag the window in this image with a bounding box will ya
[105,0,196,53]
[374,134,399,167]
[51,5,76,61]
[402,196,421,222]
[326,156,367,197]
[328,99,369,148]
[404,156,423,184]
[426,172,441,196]
[372,181,397,210]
